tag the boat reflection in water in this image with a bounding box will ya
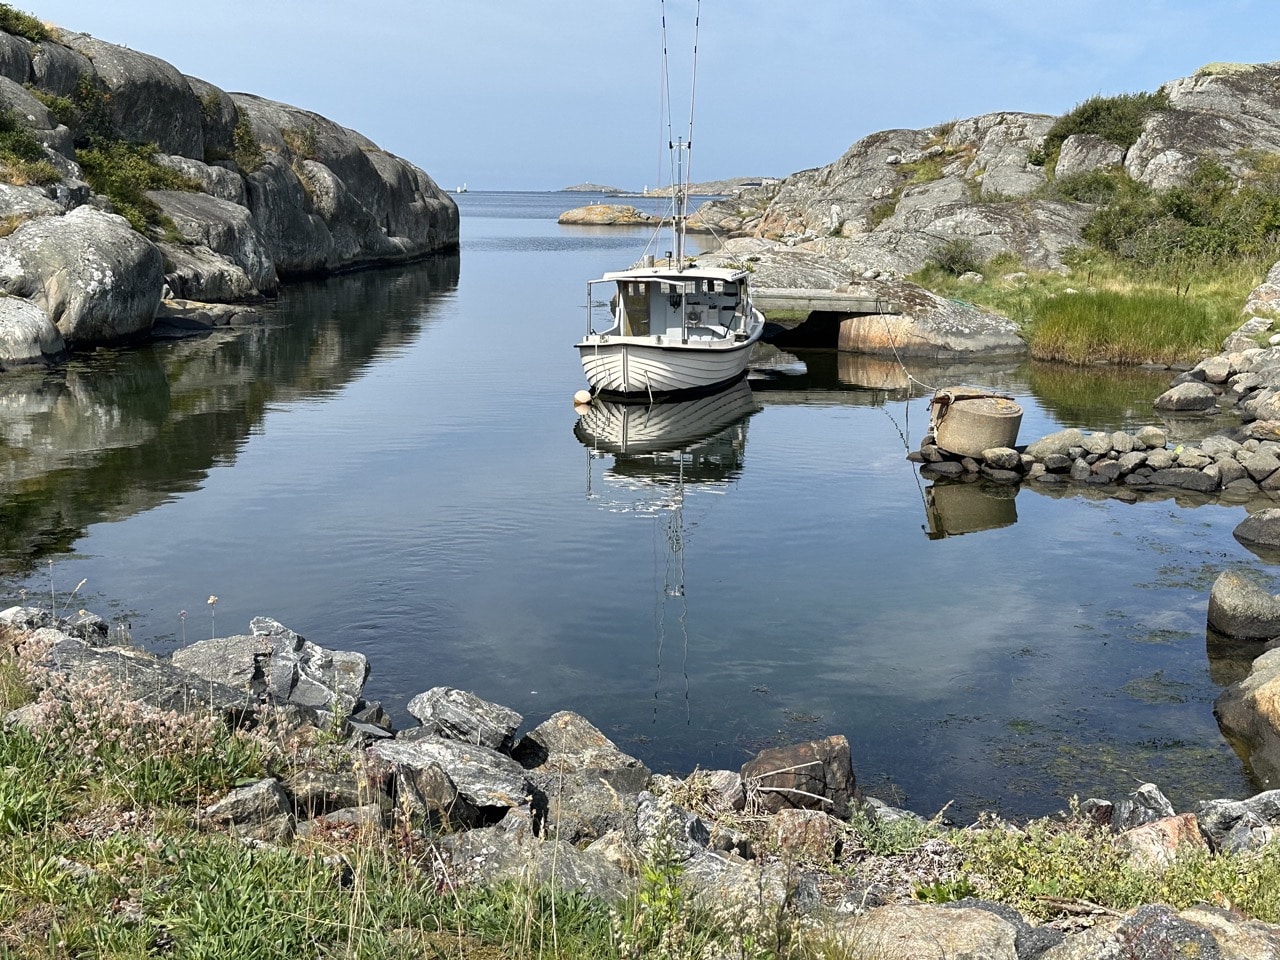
[573,379,760,721]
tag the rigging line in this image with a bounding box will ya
[881,311,938,395]
[659,0,679,219]
[686,0,701,159]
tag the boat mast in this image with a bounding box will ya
[672,137,688,270]
[660,0,699,273]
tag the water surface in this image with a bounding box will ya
[0,191,1268,820]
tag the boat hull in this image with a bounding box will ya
[577,333,760,399]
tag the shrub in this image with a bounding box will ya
[0,3,48,42]
[232,118,263,172]
[72,138,201,235]
[957,809,1280,922]
[1035,90,1169,169]
[1082,154,1280,274]
[0,110,59,186]
[281,124,317,161]
[33,76,114,147]
[926,237,984,276]
[1048,168,1128,205]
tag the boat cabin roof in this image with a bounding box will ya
[595,264,749,287]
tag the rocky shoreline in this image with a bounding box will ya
[0,22,458,372]
[5,599,1280,957]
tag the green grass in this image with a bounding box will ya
[1025,288,1238,364]
[911,247,1257,365]
[955,808,1280,922]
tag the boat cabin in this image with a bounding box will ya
[585,268,752,344]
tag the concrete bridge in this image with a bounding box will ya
[752,288,901,318]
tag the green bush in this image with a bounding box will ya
[1047,168,1128,205]
[1082,155,1280,271]
[233,118,263,172]
[33,76,115,147]
[1034,91,1169,168]
[957,810,1280,922]
[0,3,48,42]
[0,110,58,186]
[926,237,984,276]
[75,138,201,235]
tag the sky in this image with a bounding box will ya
[24,0,1280,192]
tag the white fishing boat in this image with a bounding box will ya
[575,3,764,401]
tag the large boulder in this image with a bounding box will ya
[740,735,856,819]
[1234,508,1280,561]
[149,189,277,299]
[512,710,651,787]
[831,903,1020,960]
[371,736,531,822]
[233,92,458,275]
[170,616,369,715]
[1215,646,1280,789]
[1127,64,1280,190]
[1055,133,1125,177]
[406,686,522,752]
[1207,569,1280,639]
[835,279,1026,358]
[0,205,163,344]
[22,636,253,723]
[61,33,204,159]
[29,38,93,99]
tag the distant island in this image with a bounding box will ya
[559,177,778,197]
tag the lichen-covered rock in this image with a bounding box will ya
[372,736,531,817]
[832,903,1019,960]
[32,636,252,721]
[512,710,650,786]
[0,206,163,344]
[170,616,369,715]
[1055,133,1125,177]
[835,279,1026,358]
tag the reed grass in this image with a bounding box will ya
[913,251,1258,365]
[1026,288,1238,365]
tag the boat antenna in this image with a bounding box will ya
[657,0,700,272]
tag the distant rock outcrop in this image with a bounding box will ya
[0,21,458,370]
[558,204,652,225]
[692,62,1280,284]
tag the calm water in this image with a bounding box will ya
[0,191,1270,819]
